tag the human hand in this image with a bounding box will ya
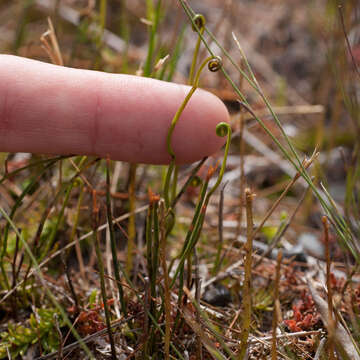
[0,55,229,164]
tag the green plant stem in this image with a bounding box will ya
[170,123,231,288]
[213,182,227,275]
[143,0,162,77]
[166,56,212,159]
[164,55,215,208]
[188,14,205,85]
[171,157,207,208]
[119,0,130,73]
[166,25,185,82]
[170,178,209,288]
[159,201,171,359]
[151,201,160,298]
[106,159,127,316]
[126,163,137,273]
[99,0,107,35]
[170,165,178,205]
[92,191,117,360]
[164,161,174,209]
[188,34,202,85]
[70,182,86,281]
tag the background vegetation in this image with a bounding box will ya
[0,0,359,359]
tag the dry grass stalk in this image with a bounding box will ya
[71,183,87,283]
[238,188,255,359]
[40,17,64,66]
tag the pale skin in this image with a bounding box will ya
[0,55,230,165]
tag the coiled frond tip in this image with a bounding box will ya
[215,122,230,137]
[208,56,222,72]
[192,14,206,32]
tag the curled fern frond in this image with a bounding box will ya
[208,56,222,72]
[191,14,206,32]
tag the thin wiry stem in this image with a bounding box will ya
[271,250,282,360]
[126,163,137,273]
[92,190,117,360]
[238,188,254,359]
[323,216,335,360]
[213,181,228,275]
[164,55,222,208]
[106,159,127,316]
[143,0,162,77]
[338,4,360,79]
[159,201,171,359]
[188,14,206,85]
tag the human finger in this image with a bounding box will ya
[0,55,229,164]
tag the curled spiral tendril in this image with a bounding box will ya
[215,122,229,137]
[208,56,222,72]
[207,122,231,198]
[192,14,206,32]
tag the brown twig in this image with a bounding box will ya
[40,17,64,66]
[271,250,282,360]
[238,188,255,359]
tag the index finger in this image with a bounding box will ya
[0,55,229,164]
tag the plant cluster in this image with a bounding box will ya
[0,0,359,359]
